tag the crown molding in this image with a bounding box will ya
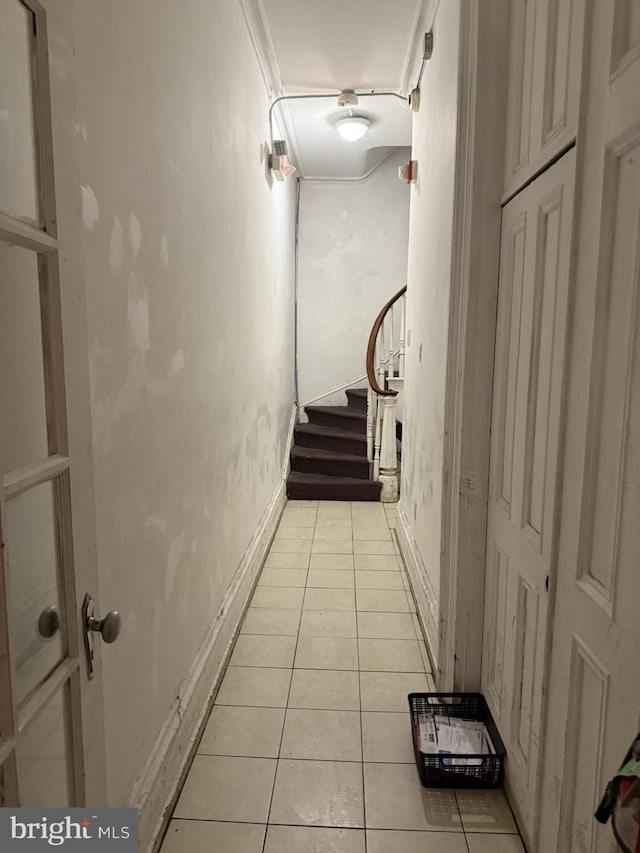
[238,0,283,96]
[238,0,305,172]
[400,0,440,94]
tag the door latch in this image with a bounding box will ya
[82,593,122,679]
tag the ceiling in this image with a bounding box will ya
[253,0,425,178]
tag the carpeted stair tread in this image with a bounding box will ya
[294,423,367,440]
[294,423,366,454]
[291,446,367,463]
[305,405,367,434]
[290,445,369,479]
[306,405,366,420]
[287,472,381,501]
[295,422,364,441]
[345,387,369,412]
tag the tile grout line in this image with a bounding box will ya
[262,503,320,853]
[214,701,413,715]
[261,502,318,850]
[353,502,369,851]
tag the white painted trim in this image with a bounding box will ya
[396,502,439,670]
[298,374,368,409]
[400,0,438,94]
[281,403,298,481]
[300,147,407,185]
[237,0,304,172]
[237,0,283,97]
[136,480,287,853]
[439,0,509,691]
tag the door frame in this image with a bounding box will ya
[41,0,109,805]
[439,0,509,692]
[0,0,108,805]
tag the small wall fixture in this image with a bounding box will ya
[337,90,359,108]
[335,116,370,143]
[398,160,418,183]
[269,139,296,180]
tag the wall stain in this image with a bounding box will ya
[109,215,125,274]
[81,184,99,230]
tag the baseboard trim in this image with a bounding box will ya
[396,501,440,676]
[134,479,287,853]
[282,402,298,481]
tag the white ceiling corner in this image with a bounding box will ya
[242,0,428,178]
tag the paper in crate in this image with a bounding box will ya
[417,712,496,766]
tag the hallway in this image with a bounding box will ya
[160,501,524,853]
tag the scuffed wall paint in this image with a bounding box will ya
[297,151,410,407]
[81,184,99,230]
[400,0,461,648]
[71,0,296,806]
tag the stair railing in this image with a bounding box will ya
[366,285,407,502]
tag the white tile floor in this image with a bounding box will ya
[160,501,526,853]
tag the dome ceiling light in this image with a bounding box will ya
[335,115,371,143]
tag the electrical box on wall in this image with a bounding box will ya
[270,140,296,180]
[398,160,418,184]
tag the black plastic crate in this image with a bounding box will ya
[408,692,506,788]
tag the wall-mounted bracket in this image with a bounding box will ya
[269,139,296,180]
[398,160,418,184]
[423,31,433,61]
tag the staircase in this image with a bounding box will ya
[287,284,406,502]
[286,388,382,501]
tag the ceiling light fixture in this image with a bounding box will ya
[267,90,406,171]
[335,116,370,143]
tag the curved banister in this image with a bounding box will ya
[366,285,407,396]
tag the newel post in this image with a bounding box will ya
[366,388,376,464]
[378,394,399,502]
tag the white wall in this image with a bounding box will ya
[297,150,410,409]
[70,0,296,808]
[400,0,461,659]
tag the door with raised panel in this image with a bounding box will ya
[538,1,640,849]
[481,149,575,848]
[0,0,107,806]
[503,0,585,198]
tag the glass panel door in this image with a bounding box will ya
[0,0,40,222]
[0,0,86,807]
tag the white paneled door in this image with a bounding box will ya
[538,1,640,850]
[503,0,585,198]
[482,148,576,848]
[0,0,107,806]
